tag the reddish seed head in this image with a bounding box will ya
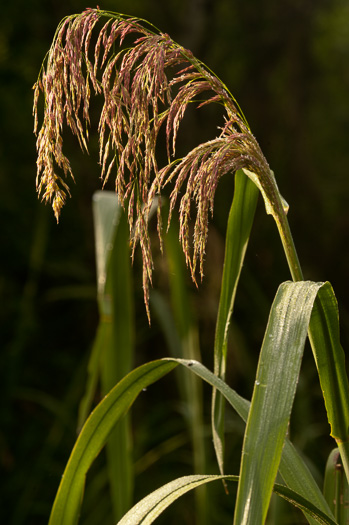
[34,9,270,316]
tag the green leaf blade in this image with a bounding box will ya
[174,359,334,524]
[50,277,343,525]
[214,169,259,369]
[309,283,349,441]
[118,475,232,525]
[117,473,337,525]
[48,360,178,525]
[212,169,259,476]
[233,281,325,525]
[49,353,334,525]
[90,190,136,520]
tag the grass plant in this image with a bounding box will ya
[33,8,349,524]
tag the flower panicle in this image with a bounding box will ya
[34,8,270,316]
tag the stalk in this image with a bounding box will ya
[274,210,303,282]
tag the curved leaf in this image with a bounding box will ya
[50,281,340,525]
[48,360,178,525]
[273,484,338,525]
[118,474,229,525]
[180,359,334,525]
[49,357,333,525]
[118,474,337,525]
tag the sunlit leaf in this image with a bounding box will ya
[117,474,337,525]
[234,281,326,524]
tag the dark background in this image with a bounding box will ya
[1,0,349,523]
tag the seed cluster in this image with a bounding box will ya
[33,8,271,318]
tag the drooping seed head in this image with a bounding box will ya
[34,8,272,319]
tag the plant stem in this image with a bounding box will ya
[274,206,304,283]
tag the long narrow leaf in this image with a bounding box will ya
[98,194,135,521]
[77,193,123,428]
[117,474,337,525]
[212,169,259,475]
[182,359,334,525]
[214,170,259,373]
[233,281,326,525]
[48,360,178,525]
[308,284,349,479]
[50,281,341,525]
[81,191,135,521]
[49,357,333,525]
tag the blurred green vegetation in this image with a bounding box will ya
[1,0,349,523]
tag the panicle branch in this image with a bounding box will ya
[33,8,271,318]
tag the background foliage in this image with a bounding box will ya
[1,0,349,523]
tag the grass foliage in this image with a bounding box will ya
[33,8,349,524]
